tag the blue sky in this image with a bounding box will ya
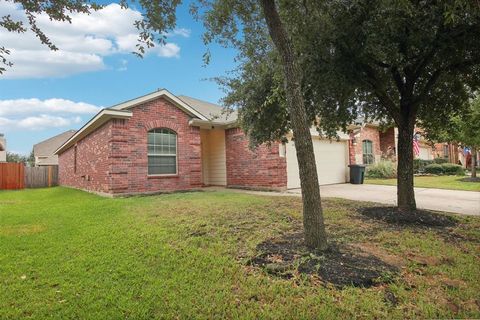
[0,1,237,155]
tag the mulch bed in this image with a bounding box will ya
[248,232,398,288]
[358,206,458,228]
[459,177,480,183]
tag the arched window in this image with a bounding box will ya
[362,140,374,165]
[147,128,177,175]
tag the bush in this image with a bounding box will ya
[441,163,465,176]
[365,161,397,179]
[433,157,448,164]
[414,159,434,173]
[424,164,444,175]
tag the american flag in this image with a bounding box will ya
[413,133,420,156]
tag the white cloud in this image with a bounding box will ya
[0,2,191,79]
[0,98,100,131]
[0,114,82,130]
[166,28,191,38]
[0,98,101,116]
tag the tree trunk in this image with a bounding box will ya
[472,146,477,178]
[396,116,417,211]
[260,0,327,250]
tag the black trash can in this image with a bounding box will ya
[348,164,366,184]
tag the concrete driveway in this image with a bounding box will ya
[288,184,480,216]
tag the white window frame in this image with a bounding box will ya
[147,128,178,176]
[362,139,375,165]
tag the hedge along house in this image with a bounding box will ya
[55,89,351,196]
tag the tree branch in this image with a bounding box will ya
[359,62,401,123]
[412,57,480,112]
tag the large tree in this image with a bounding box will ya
[195,0,330,249]
[213,0,480,212]
[297,0,480,211]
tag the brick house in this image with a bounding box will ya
[348,123,460,165]
[55,89,352,196]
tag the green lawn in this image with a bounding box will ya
[365,175,480,192]
[1,187,479,319]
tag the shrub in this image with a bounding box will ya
[414,159,434,173]
[365,161,397,178]
[424,164,444,175]
[441,163,465,176]
[433,157,448,164]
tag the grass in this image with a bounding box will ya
[365,175,480,192]
[1,187,479,319]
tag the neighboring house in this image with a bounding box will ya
[349,124,458,165]
[34,130,76,166]
[55,89,351,196]
[0,133,6,162]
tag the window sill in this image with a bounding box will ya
[147,174,179,179]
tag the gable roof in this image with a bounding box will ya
[109,89,209,120]
[34,130,77,157]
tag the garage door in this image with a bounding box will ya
[286,138,349,189]
[419,147,432,160]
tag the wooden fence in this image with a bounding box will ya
[0,163,25,190]
[0,164,58,189]
[25,166,59,188]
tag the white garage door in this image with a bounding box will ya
[286,138,349,189]
[419,147,432,160]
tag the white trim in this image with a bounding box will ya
[147,128,178,176]
[55,109,132,155]
[110,89,208,121]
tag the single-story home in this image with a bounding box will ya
[55,89,351,196]
[33,130,77,166]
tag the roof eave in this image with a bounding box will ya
[188,119,238,129]
[54,109,132,155]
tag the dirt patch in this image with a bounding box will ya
[351,243,405,268]
[248,232,399,288]
[459,177,480,183]
[359,206,457,228]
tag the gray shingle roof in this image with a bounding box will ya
[34,130,77,158]
[177,95,238,123]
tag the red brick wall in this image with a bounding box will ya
[354,126,381,163]
[379,127,396,159]
[119,98,202,194]
[58,97,202,195]
[225,128,287,190]
[58,121,113,194]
